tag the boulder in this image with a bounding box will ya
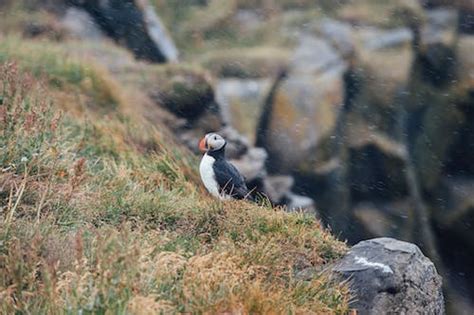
[457,35,474,90]
[347,124,409,201]
[151,70,215,120]
[285,192,316,214]
[263,70,344,173]
[215,78,272,140]
[314,18,354,58]
[333,237,445,315]
[421,8,458,47]
[61,7,105,40]
[146,65,225,134]
[349,26,413,132]
[290,36,346,75]
[257,36,346,173]
[337,0,424,28]
[230,147,267,182]
[263,175,294,204]
[200,47,290,79]
[353,199,412,239]
[68,0,178,63]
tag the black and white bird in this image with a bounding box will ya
[199,133,251,200]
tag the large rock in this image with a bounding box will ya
[353,199,412,239]
[68,0,178,63]
[257,36,346,173]
[201,47,290,79]
[457,35,474,90]
[348,26,413,133]
[150,68,216,121]
[314,18,354,58]
[347,123,409,201]
[333,238,445,315]
[215,78,272,140]
[61,7,105,40]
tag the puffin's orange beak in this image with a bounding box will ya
[198,137,207,152]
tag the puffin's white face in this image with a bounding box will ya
[199,133,226,152]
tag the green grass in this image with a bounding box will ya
[0,33,349,315]
[0,35,121,110]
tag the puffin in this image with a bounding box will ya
[199,133,251,200]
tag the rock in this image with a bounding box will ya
[141,1,179,62]
[421,8,458,47]
[333,237,445,315]
[257,37,346,173]
[61,7,104,40]
[289,36,345,75]
[337,0,424,27]
[457,35,474,90]
[68,0,178,63]
[314,18,354,58]
[232,9,264,35]
[353,199,412,238]
[230,147,267,182]
[200,47,290,79]
[261,176,316,213]
[262,70,344,173]
[215,78,272,140]
[357,27,413,50]
[459,6,474,34]
[349,26,413,131]
[347,124,409,201]
[151,69,216,121]
[217,126,250,159]
[263,175,294,204]
[285,192,316,214]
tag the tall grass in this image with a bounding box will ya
[0,40,349,313]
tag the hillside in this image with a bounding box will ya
[0,28,349,315]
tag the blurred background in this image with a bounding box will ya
[1,0,473,313]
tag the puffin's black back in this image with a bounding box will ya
[208,148,250,199]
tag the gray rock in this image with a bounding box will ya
[62,7,105,40]
[260,69,345,173]
[285,192,316,214]
[69,0,178,63]
[333,238,445,315]
[218,126,250,159]
[230,147,267,182]
[315,18,354,57]
[263,175,295,204]
[290,35,346,75]
[215,78,271,139]
[421,8,458,46]
[457,35,474,90]
[360,27,413,51]
[141,1,179,62]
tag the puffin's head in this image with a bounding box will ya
[199,133,226,153]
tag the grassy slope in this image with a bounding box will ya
[0,33,349,314]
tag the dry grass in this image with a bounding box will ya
[0,31,349,314]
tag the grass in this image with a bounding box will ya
[0,36,349,314]
[0,35,122,111]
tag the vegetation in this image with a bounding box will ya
[0,33,349,314]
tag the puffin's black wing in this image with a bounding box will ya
[213,160,250,199]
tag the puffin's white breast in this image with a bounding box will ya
[199,153,221,198]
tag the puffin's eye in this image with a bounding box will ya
[214,136,217,140]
